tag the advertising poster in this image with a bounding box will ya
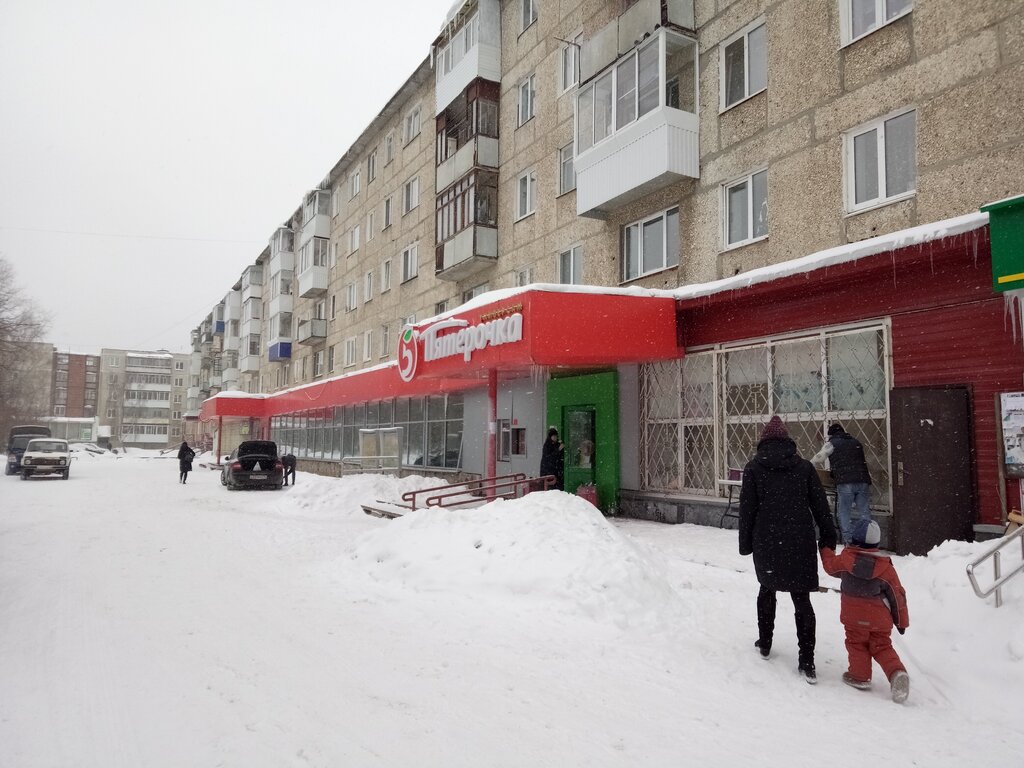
[1000,392,1024,478]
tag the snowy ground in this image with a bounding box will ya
[1,456,1021,768]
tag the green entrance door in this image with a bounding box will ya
[564,407,596,494]
[547,372,619,513]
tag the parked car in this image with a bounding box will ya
[220,440,284,490]
[20,438,71,480]
[6,425,52,476]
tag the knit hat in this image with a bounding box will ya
[827,423,844,436]
[547,426,559,438]
[851,519,881,547]
[760,416,789,441]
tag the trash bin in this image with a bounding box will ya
[575,483,598,508]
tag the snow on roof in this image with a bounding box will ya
[207,390,266,400]
[672,210,990,302]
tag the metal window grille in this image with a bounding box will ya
[641,325,890,508]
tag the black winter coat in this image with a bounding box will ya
[178,444,195,473]
[738,437,837,592]
[539,438,564,489]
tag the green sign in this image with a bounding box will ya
[981,195,1024,293]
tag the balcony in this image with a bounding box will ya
[575,30,698,218]
[299,190,331,245]
[209,375,222,388]
[269,293,293,318]
[186,386,200,399]
[222,367,240,385]
[239,354,260,374]
[581,0,694,83]
[433,0,500,114]
[214,320,225,335]
[268,342,292,362]
[224,335,240,352]
[435,225,498,281]
[437,136,498,192]
[298,266,328,298]
[296,318,327,345]
[223,290,242,321]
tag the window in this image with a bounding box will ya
[363,330,373,362]
[623,207,680,281]
[383,197,393,228]
[721,20,767,110]
[313,350,324,378]
[518,74,536,126]
[330,294,337,320]
[462,283,488,303]
[350,171,360,198]
[56,369,68,383]
[576,38,665,152]
[332,187,341,217]
[435,171,497,244]
[53,405,66,416]
[299,237,329,271]
[521,0,537,31]
[559,246,583,284]
[174,377,183,387]
[559,142,576,194]
[497,420,529,461]
[344,337,357,367]
[328,344,336,373]
[367,150,377,182]
[276,312,293,338]
[381,259,392,292]
[174,361,184,371]
[845,109,916,212]
[367,211,375,241]
[108,356,119,367]
[516,266,533,287]
[348,225,360,255]
[403,177,420,214]
[314,300,326,320]
[384,132,394,164]
[380,324,391,358]
[404,105,422,145]
[842,0,912,45]
[560,31,582,92]
[247,334,261,356]
[723,169,769,248]
[439,13,479,76]
[402,244,419,282]
[365,271,374,302]
[516,169,537,220]
[345,282,358,312]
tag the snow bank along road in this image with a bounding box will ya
[1,456,1021,768]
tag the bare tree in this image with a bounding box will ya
[0,257,51,437]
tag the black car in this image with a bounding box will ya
[6,431,51,476]
[220,440,284,490]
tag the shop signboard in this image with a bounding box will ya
[1000,391,1024,478]
[981,195,1024,293]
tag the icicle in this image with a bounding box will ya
[971,231,980,267]
[1005,289,1024,347]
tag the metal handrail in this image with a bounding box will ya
[402,473,527,508]
[966,524,1024,608]
[424,475,554,508]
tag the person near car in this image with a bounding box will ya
[811,423,872,544]
[738,415,838,684]
[282,454,297,486]
[178,441,196,484]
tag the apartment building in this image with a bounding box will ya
[194,0,1024,553]
[98,348,191,450]
[50,351,100,418]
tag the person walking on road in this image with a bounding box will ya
[178,441,196,484]
[739,416,838,684]
[811,423,872,544]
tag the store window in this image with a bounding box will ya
[640,325,890,507]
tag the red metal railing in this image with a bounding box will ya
[401,473,556,510]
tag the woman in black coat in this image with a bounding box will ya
[177,441,196,484]
[738,416,837,683]
[539,427,565,490]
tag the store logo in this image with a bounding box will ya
[397,313,524,381]
[397,326,419,382]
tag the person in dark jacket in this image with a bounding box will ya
[739,416,838,683]
[539,426,565,490]
[282,453,297,486]
[820,519,910,703]
[177,441,196,484]
[811,423,872,544]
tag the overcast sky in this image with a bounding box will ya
[0,0,456,354]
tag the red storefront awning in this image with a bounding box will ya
[199,287,680,421]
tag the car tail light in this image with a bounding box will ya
[231,462,242,471]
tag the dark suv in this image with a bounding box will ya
[6,426,52,476]
[220,440,284,490]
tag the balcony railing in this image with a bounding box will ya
[296,318,328,345]
[437,136,498,192]
[435,225,498,281]
[298,266,328,298]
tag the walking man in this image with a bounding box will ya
[811,423,872,545]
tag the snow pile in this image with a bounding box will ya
[346,490,688,628]
[283,471,456,518]
[888,538,1024,713]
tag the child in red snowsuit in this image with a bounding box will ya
[820,519,911,703]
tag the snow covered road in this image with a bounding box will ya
[1,455,1021,767]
